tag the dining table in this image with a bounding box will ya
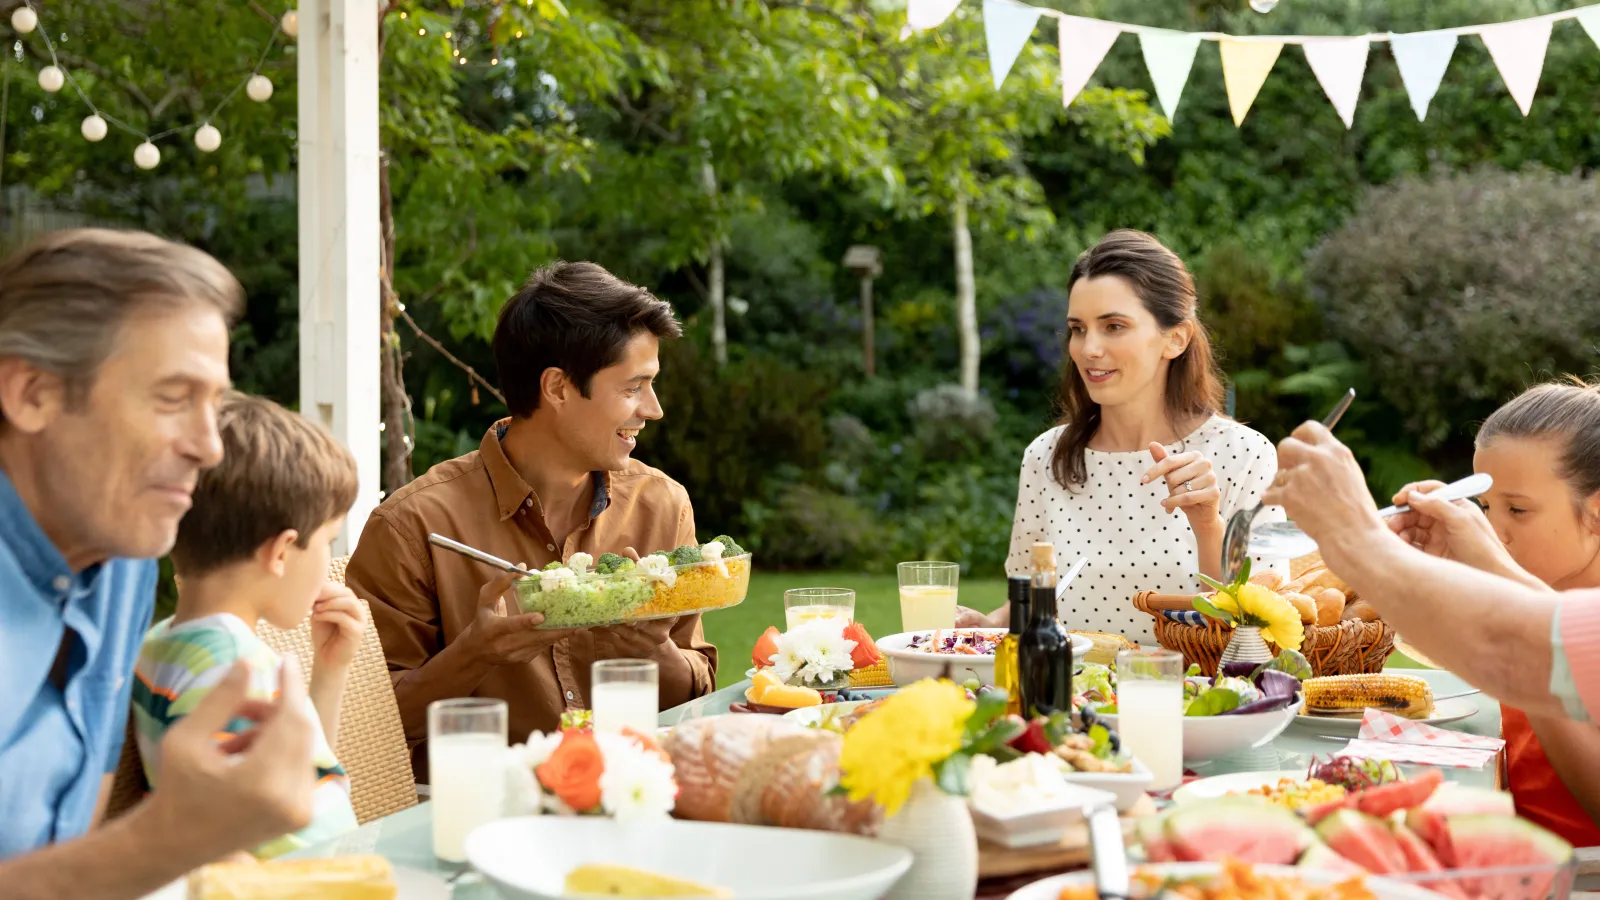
[282,665,1529,898]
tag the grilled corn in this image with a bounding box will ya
[848,660,894,688]
[1303,673,1434,720]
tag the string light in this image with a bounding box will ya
[246,74,274,102]
[490,58,498,65]
[515,31,523,38]
[419,27,426,35]
[80,114,107,141]
[194,123,221,152]
[133,141,160,170]
[10,6,36,33]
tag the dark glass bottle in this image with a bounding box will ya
[996,577,1030,716]
[1018,542,1073,718]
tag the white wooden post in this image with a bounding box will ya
[298,0,382,554]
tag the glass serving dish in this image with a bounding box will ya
[1385,861,1577,900]
[513,553,751,629]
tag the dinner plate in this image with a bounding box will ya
[1290,697,1478,736]
[1006,862,1449,900]
[1170,769,1308,806]
[782,700,868,728]
[136,865,449,900]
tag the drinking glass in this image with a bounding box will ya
[591,658,659,736]
[428,698,508,862]
[897,561,959,632]
[1115,649,1185,791]
[783,587,856,631]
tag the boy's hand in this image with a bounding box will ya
[310,581,368,673]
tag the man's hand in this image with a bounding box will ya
[1389,480,1544,588]
[310,581,368,674]
[462,568,577,665]
[147,656,317,860]
[1260,421,1388,558]
[593,616,675,657]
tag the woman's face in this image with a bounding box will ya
[1066,275,1189,409]
[1475,435,1600,589]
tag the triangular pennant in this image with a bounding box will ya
[1480,18,1553,116]
[907,0,962,32]
[1301,37,1370,129]
[1579,9,1600,50]
[1389,31,1456,122]
[1139,29,1202,122]
[983,0,1043,90]
[1218,40,1283,126]
[1058,15,1122,108]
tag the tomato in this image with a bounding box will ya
[752,626,781,669]
[843,622,883,669]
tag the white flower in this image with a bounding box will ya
[771,619,858,685]
[700,540,728,577]
[567,552,594,575]
[504,745,542,814]
[594,733,677,821]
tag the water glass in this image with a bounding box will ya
[428,698,508,862]
[1115,649,1185,791]
[897,561,959,632]
[591,658,659,736]
[783,587,856,631]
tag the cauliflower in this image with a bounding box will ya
[637,553,677,588]
[712,534,746,557]
[539,567,577,591]
[700,540,729,577]
[566,552,594,575]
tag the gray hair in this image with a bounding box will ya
[0,228,244,417]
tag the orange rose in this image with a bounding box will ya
[536,730,604,812]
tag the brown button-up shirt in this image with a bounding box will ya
[344,422,717,780]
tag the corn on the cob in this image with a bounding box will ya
[1303,673,1434,720]
[848,660,894,688]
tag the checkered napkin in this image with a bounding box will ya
[1334,709,1504,770]
[1162,609,1209,627]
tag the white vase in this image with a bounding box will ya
[874,778,978,900]
[1219,625,1274,669]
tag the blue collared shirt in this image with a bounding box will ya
[0,468,157,858]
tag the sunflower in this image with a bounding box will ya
[1233,582,1305,652]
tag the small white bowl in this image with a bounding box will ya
[969,781,1119,849]
[877,629,1094,687]
[1098,701,1298,763]
[466,816,911,900]
[1058,756,1154,812]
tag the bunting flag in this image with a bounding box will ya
[1302,38,1370,128]
[907,0,963,33]
[1389,32,1457,122]
[1219,40,1283,126]
[983,0,1043,89]
[1058,15,1122,108]
[1581,9,1600,49]
[1480,18,1554,116]
[1140,29,1203,122]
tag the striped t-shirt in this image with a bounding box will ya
[131,613,358,858]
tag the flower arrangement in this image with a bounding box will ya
[1195,560,1306,652]
[507,723,677,821]
[768,619,858,687]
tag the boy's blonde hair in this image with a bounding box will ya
[171,392,359,576]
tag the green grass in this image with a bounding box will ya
[702,571,1010,688]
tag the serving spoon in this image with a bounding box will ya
[1247,473,1493,561]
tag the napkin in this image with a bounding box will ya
[1333,708,1504,770]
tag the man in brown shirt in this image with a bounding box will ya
[344,262,717,779]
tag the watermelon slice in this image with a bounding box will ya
[1163,798,1316,865]
[1352,768,1443,819]
[1438,815,1573,900]
[752,626,780,669]
[1316,809,1408,875]
[1297,841,1369,877]
[1389,821,1470,900]
[842,622,882,669]
[1405,784,1517,861]
[1136,813,1175,863]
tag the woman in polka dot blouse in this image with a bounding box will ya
[960,230,1286,646]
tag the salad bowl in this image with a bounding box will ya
[878,628,1093,688]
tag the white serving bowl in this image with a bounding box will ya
[1058,756,1154,813]
[465,816,911,900]
[1005,862,1450,900]
[877,629,1094,688]
[1098,700,1298,763]
[968,781,1119,849]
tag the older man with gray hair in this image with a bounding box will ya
[0,229,321,897]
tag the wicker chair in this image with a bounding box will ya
[105,556,417,825]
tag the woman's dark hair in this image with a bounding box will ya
[1050,230,1225,490]
[493,261,682,418]
[1477,377,1600,511]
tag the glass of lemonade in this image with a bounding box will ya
[1115,648,1185,791]
[428,698,508,862]
[897,561,959,632]
[591,659,659,736]
[783,587,855,631]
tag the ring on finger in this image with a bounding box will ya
[1182,480,1194,493]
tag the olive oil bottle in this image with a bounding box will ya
[995,577,1030,716]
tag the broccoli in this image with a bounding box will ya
[712,534,746,556]
[544,560,566,572]
[666,544,703,566]
[594,552,629,575]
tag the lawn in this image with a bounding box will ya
[701,571,1010,688]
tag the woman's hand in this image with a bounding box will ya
[1144,443,1223,533]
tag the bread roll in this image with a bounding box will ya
[1342,600,1380,622]
[1282,591,1316,625]
[1298,567,1352,596]
[664,714,808,822]
[729,731,881,836]
[189,856,395,900]
[1248,571,1284,591]
[1291,551,1325,582]
[1314,588,1346,626]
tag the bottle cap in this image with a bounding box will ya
[1007,577,1031,633]
[1030,541,1057,570]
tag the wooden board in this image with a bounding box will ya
[977,795,1158,880]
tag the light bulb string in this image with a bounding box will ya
[15,0,286,146]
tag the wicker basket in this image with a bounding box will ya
[1132,591,1395,677]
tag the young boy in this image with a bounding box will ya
[132,392,367,858]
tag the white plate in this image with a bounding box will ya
[1059,757,1154,813]
[137,865,448,900]
[1005,862,1450,900]
[1098,701,1298,763]
[1291,698,1478,736]
[782,700,868,728]
[877,629,1094,688]
[1170,770,1308,806]
[465,816,912,900]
